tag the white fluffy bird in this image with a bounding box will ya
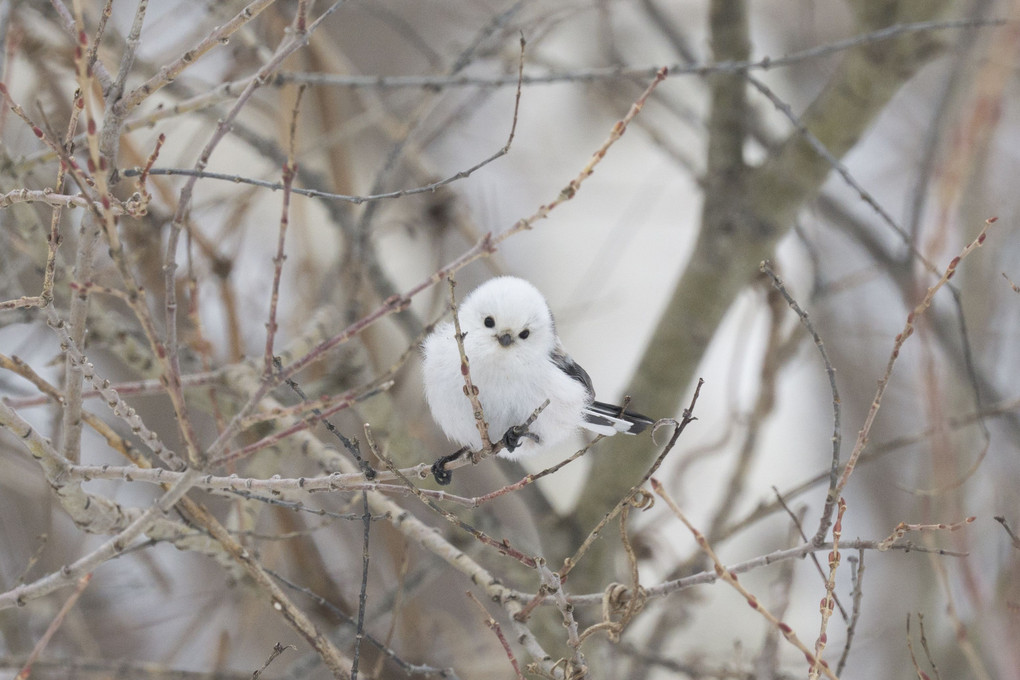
[422,276,653,475]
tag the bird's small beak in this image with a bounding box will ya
[496,332,514,347]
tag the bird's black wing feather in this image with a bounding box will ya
[550,346,595,400]
[551,345,654,434]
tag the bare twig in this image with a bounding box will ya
[431,399,548,485]
[749,76,939,276]
[264,85,306,376]
[916,614,942,680]
[722,393,1020,541]
[212,357,388,464]
[994,516,1020,549]
[809,498,846,680]
[113,0,276,117]
[163,1,347,466]
[251,643,295,680]
[906,613,943,680]
[272,19,1002,90]
[0,397,135,537]
[2,369,225,409]
[14,572,92,680]
[1003,272,1020,294]
[459,435,603,506]
[266,570,457,678]
[175,495,355,678]
[759,261,842,543]
[352,482,372,678]
[836,220,994,497]
[771,486,848,620]
[877,516,976,552]
[924,535,991,680]
[536,558,588,678]
[576,500,648,645]
[367,426,538,569]
[0,467,202,610]
[652,478,840,680]
[562,378,702,579]
[466,591,526,680]
[128,32,530,208]
[836,550,866,675]
[554,537,967,609]
[448,275,493,454]
[46,312,187,471]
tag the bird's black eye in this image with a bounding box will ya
[518,329,530,339]
[484,316,495,328]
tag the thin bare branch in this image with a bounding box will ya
[652,478,840,680]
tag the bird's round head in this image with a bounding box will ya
[459,277,556,359]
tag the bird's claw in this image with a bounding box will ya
[432,426,539,484]
[502,424,540,453]
[431,447,468,486]
[431,459,453,486]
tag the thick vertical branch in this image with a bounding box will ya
[574,0,751,541]
[705,0,750,176]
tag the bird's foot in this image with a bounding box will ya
[431,446,468,486]
[502,424,540,453]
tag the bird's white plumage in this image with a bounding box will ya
[422,276,650,461]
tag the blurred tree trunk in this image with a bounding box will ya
[570,0,954,575]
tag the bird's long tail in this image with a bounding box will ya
[582,401,655,437]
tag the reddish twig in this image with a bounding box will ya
[810,498,846,679]
[836,219,994,497]
[877,516,976,552]
[652,478,840,680]
[264,86,305,376]
[466,591,526,680]
[1003,272,1020,293]
[447,275,493,454]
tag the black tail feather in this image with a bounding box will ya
[584,401,655,434]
